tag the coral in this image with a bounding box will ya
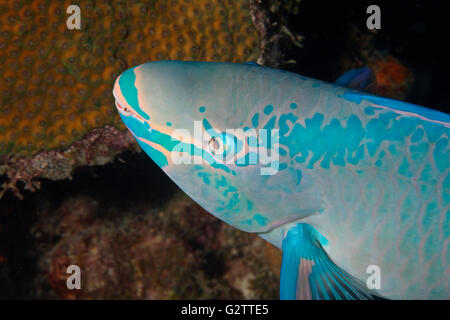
[264,242,282,279]
[0,0,259,158]
[30,192,279,299]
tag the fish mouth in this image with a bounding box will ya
[114,99,128,113]
[113,86,149,122]
[114,98,149,123]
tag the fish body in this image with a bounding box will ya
[113,61,449,299]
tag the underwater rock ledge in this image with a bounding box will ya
[0,126,137,199]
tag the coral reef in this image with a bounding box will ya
[0,0,260,196]
[29,192,279,299]
[368,55,414,101]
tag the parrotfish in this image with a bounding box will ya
[113,61,449,299]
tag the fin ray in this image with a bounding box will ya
[280,223,385,300]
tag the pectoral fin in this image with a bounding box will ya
[280,223,385,300]
[335,67,374,91]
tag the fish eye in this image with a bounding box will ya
[208,137,222,154]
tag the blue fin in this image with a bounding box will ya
[246,61,260,66]
[280,223,385,300]
[335,67,374,91]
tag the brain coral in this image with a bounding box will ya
[0,0,259,157]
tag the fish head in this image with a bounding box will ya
[113,61,323,233]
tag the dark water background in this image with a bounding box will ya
[286,0,450,112]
